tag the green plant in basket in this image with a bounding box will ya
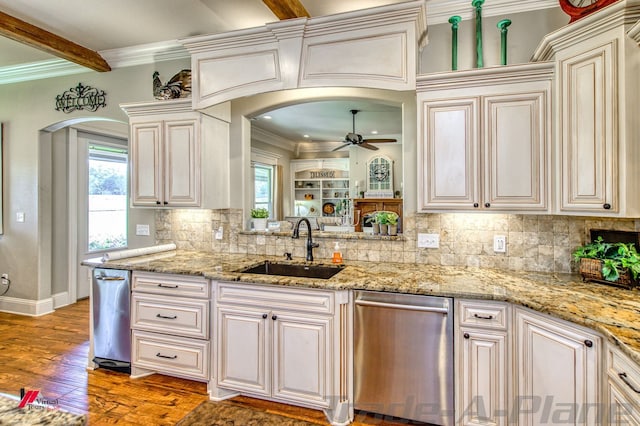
[250,208,269,219]
[572,237,640,282]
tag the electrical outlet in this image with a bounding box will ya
[418,233,440,249]
[215,226,224,240]
[16,212,25,223]
[494,235,507,253]
[1,273,9,286]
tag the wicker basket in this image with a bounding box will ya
[579,258,636,288]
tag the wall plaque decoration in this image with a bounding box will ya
[55,83,107,113]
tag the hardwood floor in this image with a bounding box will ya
[0,300,423,425]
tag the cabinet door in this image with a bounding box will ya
[458,328,508,426]
[164,119,200,206]
[516,309,600,425]
[217,306,269,396]
[419,97,480,210]
[272,312,331,408]
[131,122,163,206]
[483,92,547,210]
[559,41,617,213]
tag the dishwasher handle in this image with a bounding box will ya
[355,299,450,314]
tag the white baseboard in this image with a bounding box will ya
[52,291,70,309]
[0,296,54,316]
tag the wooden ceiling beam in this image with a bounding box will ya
[262,0,310,20]
[0,11,111,72]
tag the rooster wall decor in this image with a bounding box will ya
[153,69,192,100]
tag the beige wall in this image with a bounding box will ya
[0,59,188,303]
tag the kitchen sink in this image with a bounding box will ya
[239,261,344,279]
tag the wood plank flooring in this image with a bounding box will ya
[0,300,423,425]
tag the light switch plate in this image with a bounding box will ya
[418,233,439,248]
[16,212,25,223]
[136,224,150,236]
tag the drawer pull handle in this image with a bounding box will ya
[474,313,494,320]
[619,372,640,394]
[584,340,593,347]
[156,313,177,320]
[158,284,179,289]
[156,353,177,360]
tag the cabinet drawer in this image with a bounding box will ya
[458,300,509,329]
[132,271,209,299]
[132,330,209,380]
[131,293,209,339]
[217,281,335,315]
[608,345,640,405]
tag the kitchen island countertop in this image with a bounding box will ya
[85,250,640,364]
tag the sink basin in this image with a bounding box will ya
[239,261,344,279]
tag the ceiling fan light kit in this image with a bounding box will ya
[332,109,397,152]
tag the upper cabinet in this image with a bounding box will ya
[532,0,640,216]
[417,63,553,213]
[179,1,426,109]
[121,99,231,209]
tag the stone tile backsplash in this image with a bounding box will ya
[156,209,640,274]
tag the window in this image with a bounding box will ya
[253,163,273,216]
[88,144,128,252]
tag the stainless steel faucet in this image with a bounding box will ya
[292,218,319,261]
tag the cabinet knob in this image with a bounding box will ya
[262,313,268,319]
[163,201,169,205]
[473,203,479,208]
[272,315,278,321]
[463,333,470,339]
[156,201,161,205]
[584,340,593,348]
[603,203,611,210]
[484,202,491,208]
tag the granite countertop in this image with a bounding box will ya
[85,250,640,364]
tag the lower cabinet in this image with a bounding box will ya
[606,345,640,424]
[515,307,601,426]
[213,281,351,425]
[130,271,211,382]
[456,300,511,426]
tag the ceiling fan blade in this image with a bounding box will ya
[359,142,379,151]
[332,143,351,152]
[362,138,397,143]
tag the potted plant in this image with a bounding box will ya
[377,211,390,235]
[365,214,380,234]
[250,208,269,231]
[386,212,399,236]
[572,237,640,287]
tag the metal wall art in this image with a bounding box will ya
[55,83,107,113]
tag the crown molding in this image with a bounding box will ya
[0,59,87,85]
[425,0,558,25]
[251,127,297,152]
[99,40,189,68]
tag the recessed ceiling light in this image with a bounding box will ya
[371,130,378,134]
[263,115,272,120]
[303,134,310,138]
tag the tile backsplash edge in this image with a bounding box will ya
[156,209,640,274]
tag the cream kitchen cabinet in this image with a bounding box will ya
[417,63,553,213]
[213,281,351,425]
[121,99,230,208]
[130,271,211,382]
[455,300,511,426]
[515,307,601,425]
[606,344,640,424]
[532,1,640,216]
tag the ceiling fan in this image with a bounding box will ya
[332,109,397,151]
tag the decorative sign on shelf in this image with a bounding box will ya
[55,83,106,113]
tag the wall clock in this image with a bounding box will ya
[559,0,619,23]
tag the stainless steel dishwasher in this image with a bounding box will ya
[354,290,454,425]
